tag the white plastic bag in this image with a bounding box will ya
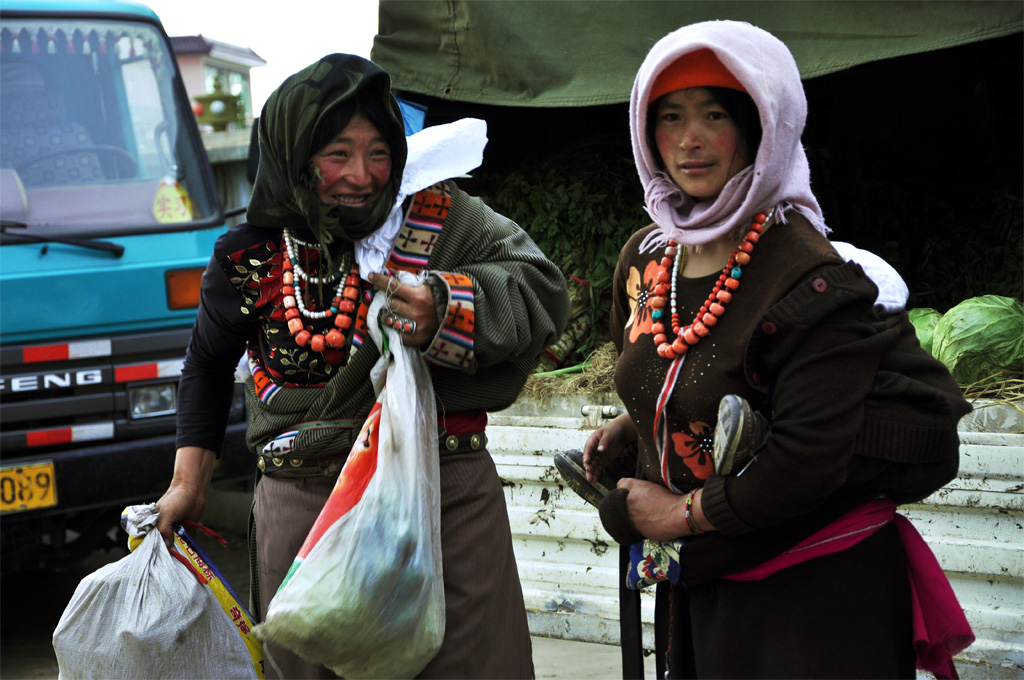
[52,506,259,679]
[255,272,445,679]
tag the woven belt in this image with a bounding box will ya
[257,430,487,472]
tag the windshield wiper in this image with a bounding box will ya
[0,220,125,257]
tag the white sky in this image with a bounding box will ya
[143,0,380,113]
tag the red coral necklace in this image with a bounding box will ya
[649,208,774,493]
[281,229,360,353]
[649,209,772,359]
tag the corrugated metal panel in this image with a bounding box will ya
[901,406,1024,678]
[488,395,1024,678]
[489,395,658,650]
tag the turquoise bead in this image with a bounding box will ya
[652,309,663,320]
[731,267,743,279]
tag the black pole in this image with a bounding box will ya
[619,543,644,679]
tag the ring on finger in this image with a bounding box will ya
[382,312,416,335]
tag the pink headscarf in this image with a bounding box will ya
[631,20,830,251]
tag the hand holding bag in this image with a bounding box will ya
[255,271,445,679]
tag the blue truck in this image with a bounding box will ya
[0,0,250,572]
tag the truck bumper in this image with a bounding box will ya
[1,421,252,522]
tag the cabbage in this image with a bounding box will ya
[932,295,1024,385]
[908,308,942,356]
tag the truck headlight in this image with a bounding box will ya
[128,383,177,419]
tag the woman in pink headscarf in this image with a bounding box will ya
[571,20,973,679]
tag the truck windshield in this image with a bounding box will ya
[0,16,219,237]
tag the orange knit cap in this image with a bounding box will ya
[649,48,746,103]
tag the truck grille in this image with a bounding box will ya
[0,328,193,455]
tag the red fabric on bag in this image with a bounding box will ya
[297,401,382,560]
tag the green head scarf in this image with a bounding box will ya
[246,54,408,271]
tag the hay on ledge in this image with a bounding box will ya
[961,377,1024,414]
[521,345,1023,418]
[522,341,618,403]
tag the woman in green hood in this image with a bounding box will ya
[155,54,570,678]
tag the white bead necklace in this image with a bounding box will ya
[283,229,348,320]
[282,229,342,285]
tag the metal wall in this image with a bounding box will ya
[488,394,1024,679]
[488,394,656,651]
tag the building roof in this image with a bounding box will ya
[170,35,266,69]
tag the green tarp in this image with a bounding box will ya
[372,0,1023,107]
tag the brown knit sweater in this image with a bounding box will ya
[611,213,970,562]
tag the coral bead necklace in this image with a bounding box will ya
[650,208,774,494]
[650,209,773,359]
[281,228,361,353]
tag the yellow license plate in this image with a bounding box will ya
[0,462,58,514]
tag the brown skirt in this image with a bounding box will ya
[253,448,534,680]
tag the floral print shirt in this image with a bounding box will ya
[222,233,371,387]
[611,224,776,490]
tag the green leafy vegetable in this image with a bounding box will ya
[908,307,942,356]
[476,147,645,366]
[932,295,1024,386]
